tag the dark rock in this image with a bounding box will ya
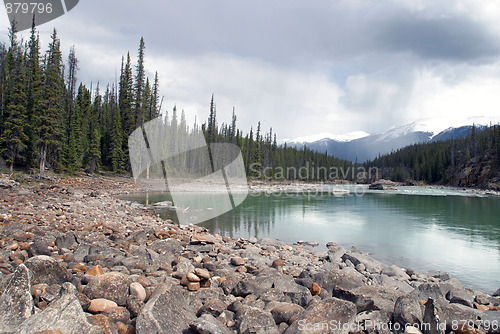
[381,265,410,281]
[233,275,275,297]
[312,269,365,296]
[441,303,482,330]
[332,285,405,314]
[73,244,90,262]
[394,294,424,326]
[28,242,51,257]
[136,284,196,334]
[270,303,304,325]
[493,287,500,297]
[410,283,450,302]
[230,257,245,266]
[77,291,91,312]
[25,255,71,286]
[16,282,104,334]
[0,264,33,332]
[284,297,357,334]
[197,298,227,317]
[355,310,391,333]
[40,284,62,304]
[369,179,398,190]
[474,294,491,306]
[342,252,385,274]
[237,306,278,334]
[126,295,143,318]
[55,232,77,250]
[446,289,474,308]
[84,272,131,306]
[190,314,233,334]
[422,298,445,334]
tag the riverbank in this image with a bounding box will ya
[0,174,499,334]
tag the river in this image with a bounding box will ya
[120,185,500,293]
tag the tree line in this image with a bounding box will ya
[0,21,160,176]
[366,125,500,185]
[0,22,352,181]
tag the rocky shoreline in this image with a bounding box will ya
[0,174,499,334]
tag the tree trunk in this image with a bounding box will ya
[39,144,47,177]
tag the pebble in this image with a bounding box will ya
[186,272,201,282]
[88,298,118,313]
[72,263,86,273]
[194,268,210,280]
[311,283,321,296]
[129,282,146,303]
[86,265,103,276]
[230,257,244,266]
[187,282,201,291]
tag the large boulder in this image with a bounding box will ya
[341,253,386,274]
[83,272,131,306]
[410,282,452,302]
[136,284,196,334]
[312,269,365,296]
[422,298,445,334]
[24,255,71,286]
[190,314,233,334]
[394,294,424,326]
[332,283,405,314]
[0,264,33,332]
[237,306,279,334]
[16,282,105,334]
[284,298,357,334]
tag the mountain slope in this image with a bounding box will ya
[287,116,500,162]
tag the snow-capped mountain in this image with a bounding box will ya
[287,116,500,162]
[287,131,369,144]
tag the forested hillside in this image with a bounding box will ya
[0,22,350,181]
[367,125,500,189]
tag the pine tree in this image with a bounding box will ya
[134,37,146,128]
[207,94,217,143]
[110,105,124,172]
[67,83,86,170]
[88,85,101,173]
[37,29,65,176]
[0,23,27,172]
[142,77,151,121]
[151,71,160,120]
[119,53,134,135]
[25,17,42,169]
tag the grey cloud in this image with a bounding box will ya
[376,15,500,63]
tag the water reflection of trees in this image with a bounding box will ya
[369,194,500,246]
[200,193,321,239]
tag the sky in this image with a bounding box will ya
[2,0,500,141]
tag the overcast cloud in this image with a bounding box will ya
[2,0,500,140]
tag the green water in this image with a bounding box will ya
[120,186,500,293]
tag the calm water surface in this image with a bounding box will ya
[121,186,500,293]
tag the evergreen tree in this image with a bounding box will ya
[37,29,65,176]
[88,85,101,173]
[110,105,124,172]
[151,71,160,120]
[134,37,146,128]
[119,53,134,135]
[67,83,87,170]
[0,23,27,172]
[25,17,42,169]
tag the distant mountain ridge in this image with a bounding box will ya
[287,116,500,162]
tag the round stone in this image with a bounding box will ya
[187,272,201,282]
[88,298,118,313]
